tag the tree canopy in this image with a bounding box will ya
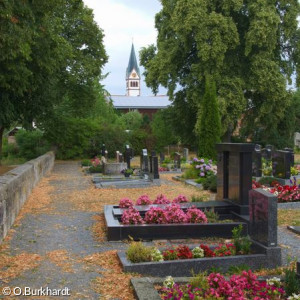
[140,0,300,147]
[0,0,108,157]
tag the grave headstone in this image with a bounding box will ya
[283,147,294,166]
[124,145,133,169]
[101,144,106,157]
[272,150,292,179]
[183,148,189,161]
[149,155,153,173]
[152,156,159,179]
[252,144,262,177]
[261,148,272,161]
[140,149,149,173]
[174,152,181,169]
[216,143,255,213]
[160,152,165,163]
[249,188,278,247]
[151,150,156,157]
[119,153,123,163]
[116,151,120,162]
[104,150,108,160]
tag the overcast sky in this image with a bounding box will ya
[83,0,167,96]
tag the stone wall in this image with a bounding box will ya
[0,152,55,243]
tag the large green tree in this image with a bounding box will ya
[0,0,108,158]
[140,0,300,147]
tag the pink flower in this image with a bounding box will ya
[144,207,167,224]
[186,206,207,223]
[153,194,171,204]
[136,194,152,205]
[119,198,134,208]
[121,207,144,225]
[173,194,188,203]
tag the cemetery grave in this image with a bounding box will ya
[103,143,283,278]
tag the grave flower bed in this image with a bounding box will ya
[121,204,208,225]
[159,272,286,300]
[253,179,300,203]
[119,194,188,208]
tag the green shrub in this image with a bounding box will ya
[202,174,217,192]
[126,241,153,263]
[232,224,252,255]
[258,176,278,186]
[227,264,250,275]
[284,263,300,296]
[204,209,220,223]
[15,129,50,160]
[182,167,199,179]
[191,195,209,202]
[81,159,92,166]
[88,165,103,173]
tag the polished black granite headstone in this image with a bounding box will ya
[101,144,106,156]
[252,144,262,177]
[249,188,277,247]
[140,149,149,174]
[152,156,159,179]
[284,147,294,166]
[216,143,255,211]
[124,145,133,169]
[272,150,292,179]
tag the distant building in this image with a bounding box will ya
[110,43,171,119]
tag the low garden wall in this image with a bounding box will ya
[0,151,55,243]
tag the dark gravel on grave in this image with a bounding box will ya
[1,161,300,300]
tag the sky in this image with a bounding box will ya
[83,0,167,96]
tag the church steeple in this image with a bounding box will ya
[126,43,140,96]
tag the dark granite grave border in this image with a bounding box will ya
[287,226,300,235]
[104,203,247,241]
[278,202,300,209]
[118,240,281,277]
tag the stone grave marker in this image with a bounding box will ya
[284,147,294,166]
[249,188,278,247]
[174,152,181,169]
[160,152,165,163]
[124,145,133,169]
[119,153,123,163]
[183,148,189,161]
[101,144,106,157]
[116,151,120,162]
[216,143,255,214]
[140,149,149,173]
[272,150,292,179]
[252,144,262,177]
[152,156,159,180]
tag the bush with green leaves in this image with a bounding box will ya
[232,224,252,255]
[202,174,217,192]
[15,129,50,160]
[126,241,153,263]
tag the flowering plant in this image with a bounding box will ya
[121,207,144,225]
[162,249,178,261]
[163,276,175,289]
[136,194,152,206]
[150,248,164,262]
[186,206,208,223]
[91,156,101,167]
[192,157,216,178]
[176,245,193,259]
[164,203,187,223]
[192,246,204,258]
[200,244,215,257]
[121,168,134,175]
[119,197,134,208]
[172,194,188,203]
[144,207,167,224]
[214,243,236,257]
[153,194,171,204]
[160,270,286,299]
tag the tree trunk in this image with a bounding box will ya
[0,126,4,165]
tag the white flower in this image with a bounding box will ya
[163,276,175,288]
[287,294,300,300]
[266,277,280,286]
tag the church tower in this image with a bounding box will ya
[126,43,140,96]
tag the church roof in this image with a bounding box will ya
[126,43,140,78]
[110,95,171,109]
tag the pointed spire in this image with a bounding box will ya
[126,43,140,78]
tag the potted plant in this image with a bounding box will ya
[123,168,133,177]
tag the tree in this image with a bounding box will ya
[140,0,300,146]
[0,0,108,159]
[195,77,221,159]
[151,109,179,151]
